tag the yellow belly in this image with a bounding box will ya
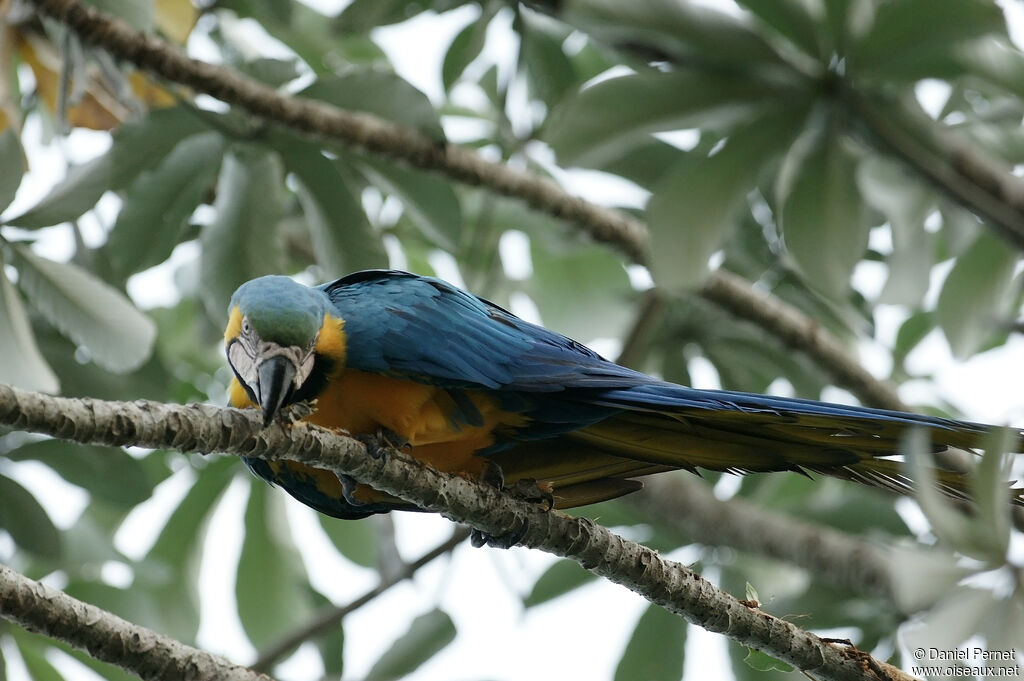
[229,370,526,477]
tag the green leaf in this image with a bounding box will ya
[545,70,785,168]
[442,5,496,91]
[0,128,26,213]
[334,0,441,33]
[237,483,315,648]
[6,106,210,229]
[565,0,786,68]
[888,545,973,613]
[105,131,224,280]
[0,473,61,559]
[520,8,579,109]
[935,231,1016,359]
[0,261,59,392]
[856,156,934,305]
[526,240,634,340]
[199,145,285,324]
[778,127,869,299]
[734,0,822,60]
[142,456,235,642]
[648,103,809,289]
[9,244,157,373]
[903,430,1006,562]
[524,559,597,607]
[893,310,934,365]
[613,604,687,681]
[7,440,152,507]
[15,637,65,681]
[355,156,463,251]
[317,511,379,568]
[301,70,445,142]
[273,138,386,274]
[364,609,457,681]
[852,0,1006,78]
[743,648,795,673]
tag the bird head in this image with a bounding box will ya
[225,276,345,426]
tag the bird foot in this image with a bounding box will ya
[470,519,530,549]
[506,479,555,511]
[355,427,410,459]
[279,399,318,424]
[478,462,554,511]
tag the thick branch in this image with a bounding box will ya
[0,383,910,681]
[27,0,649,262]
[628,476,892,598]
[0,564,273,681]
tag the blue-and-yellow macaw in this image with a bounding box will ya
[224,270,1022,519]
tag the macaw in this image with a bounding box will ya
[224,269,1022,520]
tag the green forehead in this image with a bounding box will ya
[230,276,326,346]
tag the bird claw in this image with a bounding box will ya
[479,463,554,511]
[280,399,317,424]
[505,479,555,511]
[355,427,410,459]
[470,518,529,549]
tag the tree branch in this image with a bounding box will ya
[0,383,910,681]
[843,87,1024,252]
[251,527,471,672]
[627,476,892,598]
[0,564,274,681]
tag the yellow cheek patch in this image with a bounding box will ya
[315,312,347,365]
[224,306,243,344]
[228,377,255,408]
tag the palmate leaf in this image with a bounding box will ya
[268,135,386,274]
[851,0,1008,79]
[236,482,315,649]
[0,257,59,392]
[104,131,224,281]
[523,559,597,607]
[935,230,1016,359]
[198,145,285,324]
[0,128,26,213]
[563,0,786,68]
[364,609,457,681]
[6,440,152,508]
[613,603,687,681]
[6,106,210,229]
[301,69,445,142]
[0,472,61,559]
[777,125,869,299]
[354,156,463,252]
[545,69,785,169]
[8,244,156,373]
[647,101,810,290]
[442,2,498,92]
[140,456,236,643]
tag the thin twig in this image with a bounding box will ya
[251,527,471,672]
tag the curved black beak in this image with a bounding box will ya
[257,355,297,426]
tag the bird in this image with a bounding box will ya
[224,269,1023,521]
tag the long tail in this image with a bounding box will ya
[492,384,1024,509]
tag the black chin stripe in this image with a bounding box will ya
[291,354,337,406]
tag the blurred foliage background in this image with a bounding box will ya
[1,0,1023,679]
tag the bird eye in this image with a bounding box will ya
[241,318,252,335]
